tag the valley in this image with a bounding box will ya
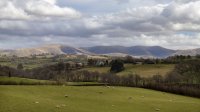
[1,0,200,112]
[0,44,200,112]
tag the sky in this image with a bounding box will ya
[0,0,200,49]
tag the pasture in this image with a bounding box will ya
[0,86,200,112]
[83,64,175,77]
[0,76,106,86]
[0,76,56,85]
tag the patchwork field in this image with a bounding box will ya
[0,86,199,112]
[83,64,175,77]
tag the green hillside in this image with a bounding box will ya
[0,86,199,112]
[83,64,175,77]
[0,76,56,85]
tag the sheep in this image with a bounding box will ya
[106,86,111,88]
[128,96,133,100]
[61,104,66,107]
[56,105,61,108]
[155,108,160,111]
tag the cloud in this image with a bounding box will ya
[161,1,200,23]
[24,0,81,18]
[174,0,200,3]
[2,33,200,50]
[1,0,200,36]
[115,0,130,4]
[0,0,200,49]
[0,1,29,20]
[0,0,81,21]
[96,1,200,36]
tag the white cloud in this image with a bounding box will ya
[24,0,81,18]
[0,0,81,20]
[83,18,104,29]
[96,1,200,34]
[0,0,200,49]
[0,1,29,20]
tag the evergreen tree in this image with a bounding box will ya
[110,59,124,73]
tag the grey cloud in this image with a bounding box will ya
[1,1,200,37]
[161,2,200,23]
[108,1,200,33]
[174,0,200,3]
[1,32,200,50]
[0,0,200,49]
[0,19,106,37]
[115,0,130,4]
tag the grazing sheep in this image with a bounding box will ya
[128,97,132,100]
[35,101,39,104]
[56,105,61,108]
[106,86,111,88]
[155,108,160,111]
[61,104,66,107]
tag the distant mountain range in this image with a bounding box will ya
[0,44,200,58]
[83,46,176,58]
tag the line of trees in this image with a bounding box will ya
[1,59,200,98]
[122,55,200,64]
[44,69,200,98]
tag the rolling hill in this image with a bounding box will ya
[1,86,200,112]
[0,44,93,57]
[1,44,200,58]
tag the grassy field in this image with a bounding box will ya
[0,76,106,86]
[118,64,175,77]
[83,66,110,73]
[83,64,175,77]
[0,86,199,112]
[0,76,57,85]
